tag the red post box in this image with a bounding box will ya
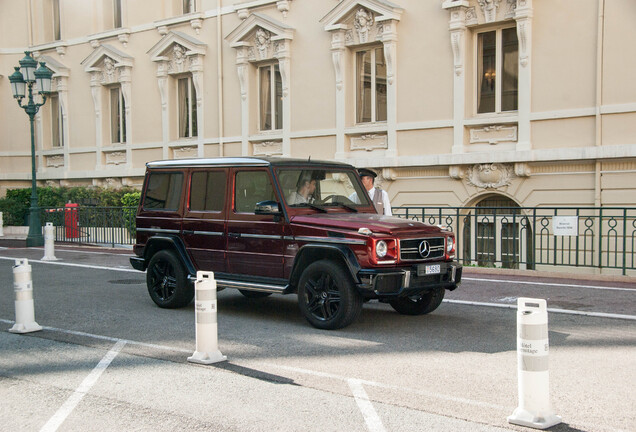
[64,203,79,239]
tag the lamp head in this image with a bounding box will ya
[9,67,26,99]
[19,51,38,82]
[35,62,53,94]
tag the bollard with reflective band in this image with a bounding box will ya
[9,259,42,334]
[508,297,561,429]
[42,222,58,261]
[188,271,227,365]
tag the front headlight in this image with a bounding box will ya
[376,240,388,258]
[447,237,454,253]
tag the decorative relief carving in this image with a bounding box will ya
[168,44,188,74]
[467,163,512,189]
[470,124,518,145]
[465,7,478,25]
[105,151,127,165]
[514,163,531,177]
[105,177,121,188]
[354,8,374,43]
[173,146,197,159]
[254,28,272,60]
[478,0,502,23]
[46,155,65,168]
[505,0,517,18]
[350,134,388,152]
[449,165,464,180]
[102,57,118,83]
[253,141,283,156]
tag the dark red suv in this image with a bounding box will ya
[130,157,462,329]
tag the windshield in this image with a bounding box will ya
[277,168,373,209]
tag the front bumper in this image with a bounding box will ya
[130,256,146,271]
[357,261,462,296]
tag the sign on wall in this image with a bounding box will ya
[552,216,579,236]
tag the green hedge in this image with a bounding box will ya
[0,186,140,226]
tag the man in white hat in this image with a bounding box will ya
[357,168,392,216]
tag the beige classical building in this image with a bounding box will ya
[1,0,635,211]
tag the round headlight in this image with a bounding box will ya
[376,240,388,258]
[447,237,455,253]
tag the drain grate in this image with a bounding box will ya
[109,279,145,285]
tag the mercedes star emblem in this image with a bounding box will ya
[418,240,430,258]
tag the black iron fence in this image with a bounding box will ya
[41,206,137,247]
[37,205,636,274]
[393,206,636,275]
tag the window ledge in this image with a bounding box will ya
[345,123,388,135]
[464,113,518,126]
[250,132,283,142]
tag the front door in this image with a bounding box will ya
[226,168,285,279]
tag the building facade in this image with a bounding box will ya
[1,0,635,212]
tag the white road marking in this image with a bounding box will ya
[0,256,139,273]
[347,378,387,432]
[39,340,127,432]
[0,319,191,353]
[264,363,506,411]
[463,276,636,292]
[444,299,636,320]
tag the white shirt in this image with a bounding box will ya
[349,188,392,216]
[287,191,309,205]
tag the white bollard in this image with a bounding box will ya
[9,259,42,334]
[187,271,226,365]
[0,211,4,237]
[42,222,58,261]
[508,298,561,429]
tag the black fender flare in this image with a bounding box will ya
[144,235,197,278]
[289,243,361,290]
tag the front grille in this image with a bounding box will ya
[400,237,445,261]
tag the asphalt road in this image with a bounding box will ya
[0,246,634,432]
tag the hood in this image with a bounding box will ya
[290,213,444,236]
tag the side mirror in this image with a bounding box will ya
[254,200,282,215]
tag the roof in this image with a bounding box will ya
[146,157,354,169]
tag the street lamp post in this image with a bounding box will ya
[8,52,53,247]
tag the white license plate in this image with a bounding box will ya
[425,264,441,275]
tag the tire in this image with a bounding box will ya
[389,287,445,316]
[146,250,193,308]
[239,290,272,299]
[297,260,363,330]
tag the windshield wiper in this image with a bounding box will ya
[327,202,358,213]
[296,202,328,213]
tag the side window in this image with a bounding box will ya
[143,172,183,210]
[190,171,226,212]
[234,171,275,213]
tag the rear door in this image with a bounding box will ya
[226,168,285,279]
[181,168,228,273]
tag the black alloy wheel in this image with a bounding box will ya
[146,250,193,308]
[298,260,362,330]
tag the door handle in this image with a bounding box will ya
[182,230,194,235]
[228,232,240,238]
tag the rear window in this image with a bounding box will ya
[190,170,226,212]
[143,172,183,211]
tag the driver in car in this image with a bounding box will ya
[287,172,317,205]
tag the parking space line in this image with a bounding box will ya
[463,277,636,292]
[347,378,386,432]
[39,340,127,432]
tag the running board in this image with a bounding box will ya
[216,279,289,294]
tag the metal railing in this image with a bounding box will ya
[393,206,636,275]
[41,206,137,247]
[37,205,636,274]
